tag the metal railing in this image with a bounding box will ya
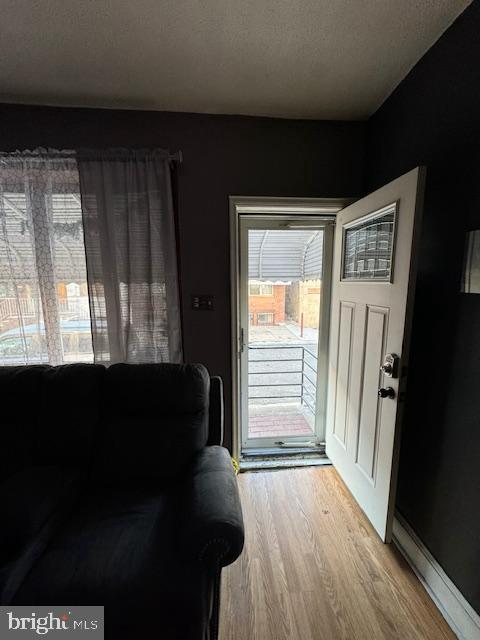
[248,344,318,415]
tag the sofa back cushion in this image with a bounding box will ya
[0,366,46,481]
[36,364,105,467]
[0,364,105,480]
[95,363,210,484]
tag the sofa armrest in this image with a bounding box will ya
[207,376,224,446]
[179,446,244,567]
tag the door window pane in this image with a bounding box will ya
[342,207,396,281]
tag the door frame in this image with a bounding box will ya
[229,196,352,460]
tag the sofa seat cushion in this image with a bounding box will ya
[0,466,82,603]
[13,488,212,640]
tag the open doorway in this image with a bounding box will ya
[230,197,348,462]
[231,168,424,541]
[240,219,334,453]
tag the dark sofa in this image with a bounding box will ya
[0,363,244,639]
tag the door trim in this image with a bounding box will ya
[229,196,352,460]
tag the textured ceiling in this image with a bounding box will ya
[0,0,472,120]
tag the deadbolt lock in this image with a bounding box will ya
[380,353,400,378]
[378,387,395,399]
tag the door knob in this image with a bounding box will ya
[378,387,395,399]
[380,353,399,378]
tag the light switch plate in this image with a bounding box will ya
[191,295,214,310]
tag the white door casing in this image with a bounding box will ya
[326,167,425,542]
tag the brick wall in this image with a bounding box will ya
[248,285,285,325]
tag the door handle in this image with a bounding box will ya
[378,387,395,399]
[239,328,245,354]
[380,353,399,378]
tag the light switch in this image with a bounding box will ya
[191,295,214,310]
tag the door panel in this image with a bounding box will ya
[356,305,388,480]
[332,301,355,448]
[326,167,425,542]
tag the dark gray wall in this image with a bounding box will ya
[0,105,366,449]
[366,0,480,613]
[4,2,478,612]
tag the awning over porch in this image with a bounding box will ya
[248,229,323,282]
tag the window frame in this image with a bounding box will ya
[249,283,274,296]
[340,202,398,283]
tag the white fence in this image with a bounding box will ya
[0,297,90,323]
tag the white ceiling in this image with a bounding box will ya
[0,0,471,120]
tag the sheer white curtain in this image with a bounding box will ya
[77,148,183,364]
[0,149,91,366]
[0,148,182,366]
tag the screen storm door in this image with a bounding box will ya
[239,216,334,452]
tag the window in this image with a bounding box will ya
[342,206,396,281]
[0,155,93,365]
[256,312,274,325]
[249,283,273,296]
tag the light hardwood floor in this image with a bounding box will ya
[220,466,455,640]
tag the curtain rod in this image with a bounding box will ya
[0,149,184,164]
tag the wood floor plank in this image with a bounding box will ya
[220,466,455,640]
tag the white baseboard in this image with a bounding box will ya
[392,515,480,640]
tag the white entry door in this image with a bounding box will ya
[326,167,425,542]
